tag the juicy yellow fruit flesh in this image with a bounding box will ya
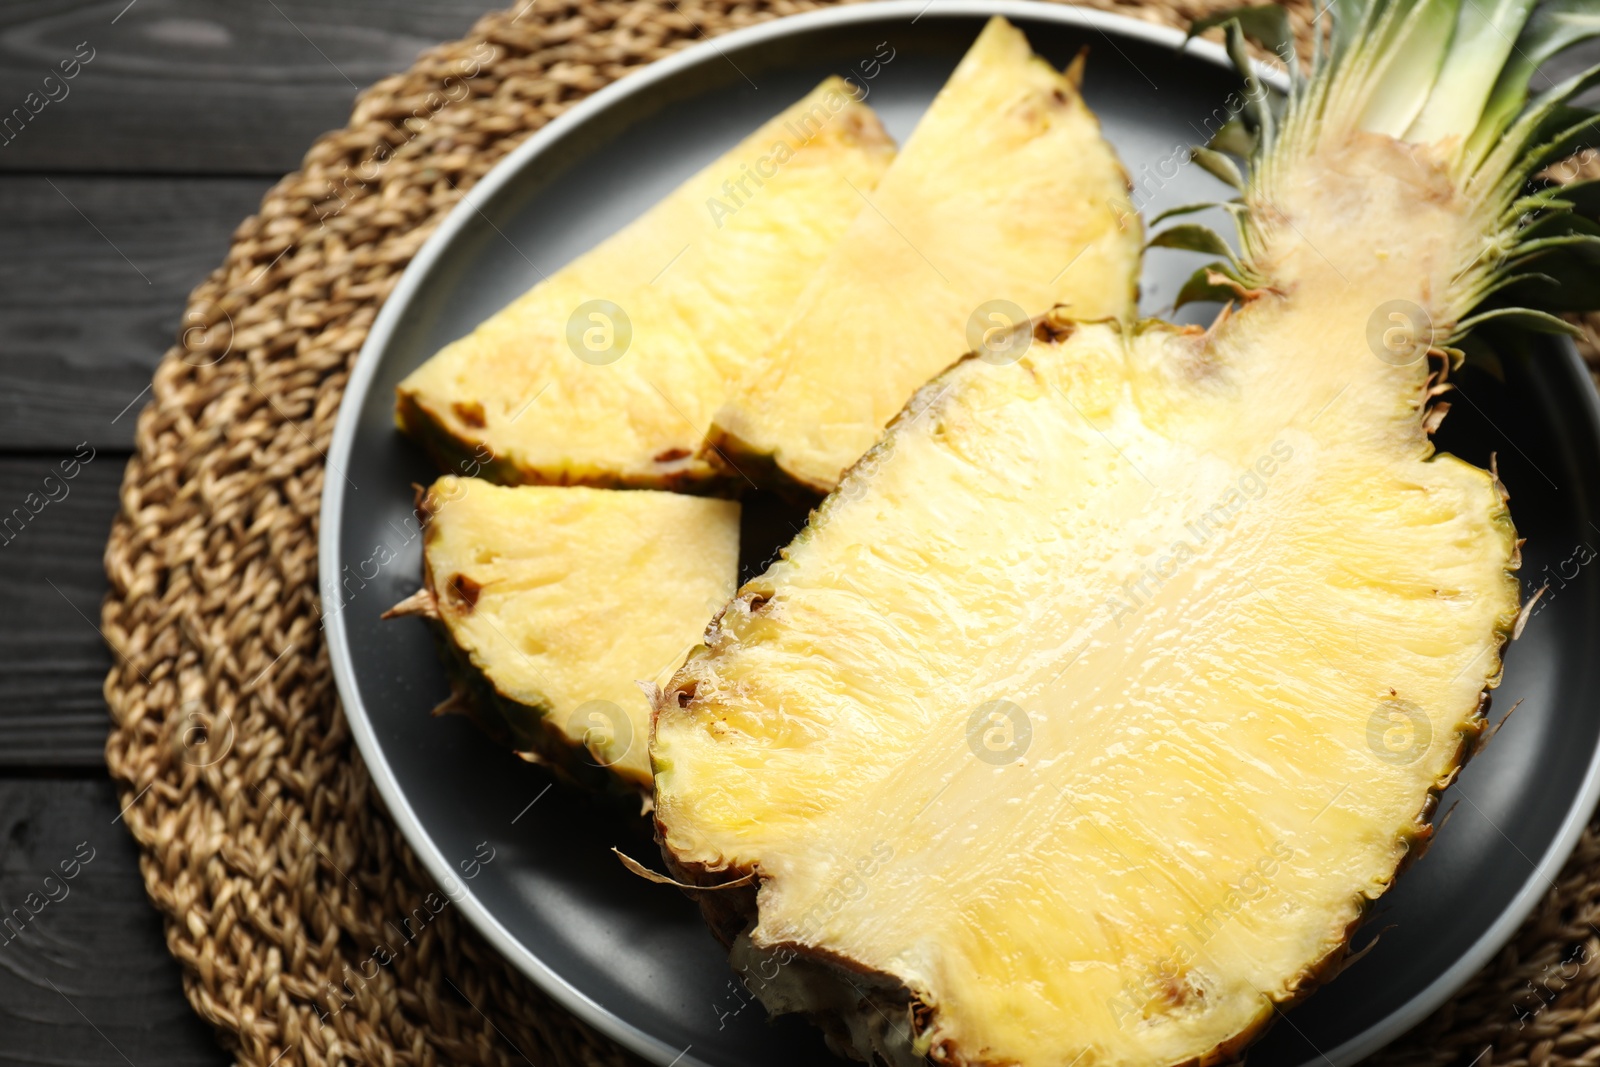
[423,477,738,786]
[397,78,895,489]
[709,16,1142,493]
[655,132,1519,1067]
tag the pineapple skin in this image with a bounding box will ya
[396,78,896,491]
[401,477,739,793]
[705,17,1143,495]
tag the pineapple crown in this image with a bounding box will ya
[1158,0,1600,340]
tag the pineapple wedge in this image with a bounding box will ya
[396,79,895,490]
[393,477,738,791]
[650,0,1600,1060]
[705,17,1142,493]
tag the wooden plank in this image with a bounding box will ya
[3,0,1588,177]
[0,778,226,1065]
[0,174,270,450]
[0,453,125,768]
[0,0,491,173]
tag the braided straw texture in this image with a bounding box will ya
[98,1,1600,1065]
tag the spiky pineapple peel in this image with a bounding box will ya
[651,3,1600,1065]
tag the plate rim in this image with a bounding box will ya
[318,4,1600,1065]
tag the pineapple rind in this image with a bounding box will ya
[421,609,621,791]
[397,393,543,487]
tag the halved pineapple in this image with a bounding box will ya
[657,310,1517,1064]
[390,477,738,791]
[705,17,1142,494]
[396,79,895,490]
[651,1,1600,1062]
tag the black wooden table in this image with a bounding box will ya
[0,3,493,1062]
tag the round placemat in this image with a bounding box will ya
[99,1,1600,1065]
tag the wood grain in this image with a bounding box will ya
[0,0,489,173]
[0,175,271,449]
[0,4,487,1063]
[0,778,225,1066]
[0,454,125,768]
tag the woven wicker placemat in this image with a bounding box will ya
[98,2,1600,1065]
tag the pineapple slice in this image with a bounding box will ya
[396,79,895,490]
[394,477,738,791]
[652,1,1600,1062]
[705,17,1142,494]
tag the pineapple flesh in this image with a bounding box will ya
[396,79,895,491]
[400,477,739,790]
[650,1,1600,1062]
[705,17,1142,494]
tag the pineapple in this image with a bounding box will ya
[388,477,738,792]
[705,17,1142,494]
[652,2,1600,1064]
[396,79,895,491]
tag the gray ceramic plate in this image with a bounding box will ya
[321,4,1600,1065]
